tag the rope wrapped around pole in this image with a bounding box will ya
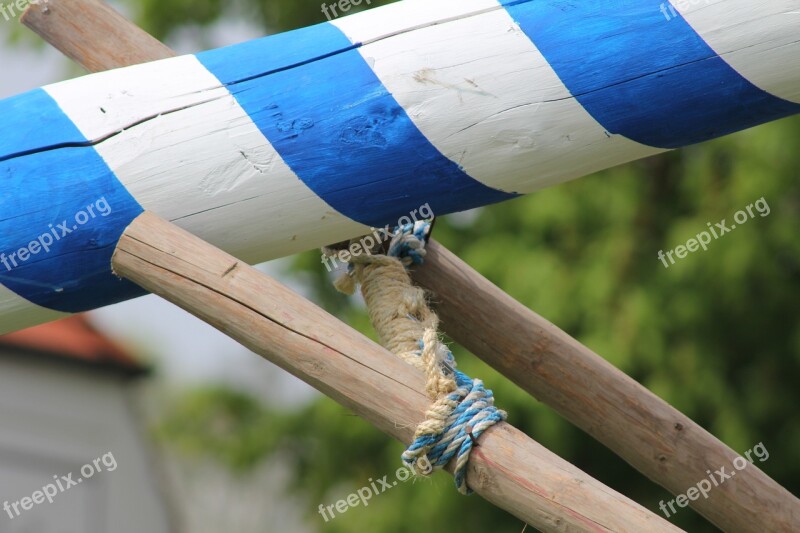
[330,221,506,493]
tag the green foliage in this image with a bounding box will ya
[129,0,397,42]
[155,387,285,474]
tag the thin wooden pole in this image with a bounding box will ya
[112,211,684,533]
[21,0,175,70]
[411,240,800,533]
[20,2,799,532]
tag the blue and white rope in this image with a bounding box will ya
[401,345,507,494]
[332,221,506,494]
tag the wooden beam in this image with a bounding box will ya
[411,239,800,532]
[21,0,175,70]
[111,211,684,533]
[3,0,799,333]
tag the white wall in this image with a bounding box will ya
[0,352,174,533]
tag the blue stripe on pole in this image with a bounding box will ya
[197,23,518,228]
[0,89,90,161]
[0,89,145,312]
[502,0,800,149]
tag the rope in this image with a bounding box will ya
[327,220,506,494]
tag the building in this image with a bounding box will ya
[0,316,175,532]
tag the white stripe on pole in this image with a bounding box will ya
[334,4,665,194]
[0,285,68,335]
[677,0,800,103]
[46,55,370,263]
[44,56,227,139]
[334,0,500,43]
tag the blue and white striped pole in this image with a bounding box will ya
[1,0,798,334]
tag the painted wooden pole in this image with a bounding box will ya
[111,211,684,533]
[2,0,799,334]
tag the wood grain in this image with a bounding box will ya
[21,0,175,71]
[411,239,800,533]
[112,211,684,533]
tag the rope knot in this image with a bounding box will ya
[326,219,506,494]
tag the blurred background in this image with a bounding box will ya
[1,1,798,532]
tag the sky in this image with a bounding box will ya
[0,14,320,408]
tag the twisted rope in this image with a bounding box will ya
[328,221,506,494]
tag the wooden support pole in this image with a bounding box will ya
[111,211,684,533]
[411,240,800,533]
[21,0,175,69]
[20,1,799,531]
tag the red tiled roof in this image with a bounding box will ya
[0,315,145,373]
